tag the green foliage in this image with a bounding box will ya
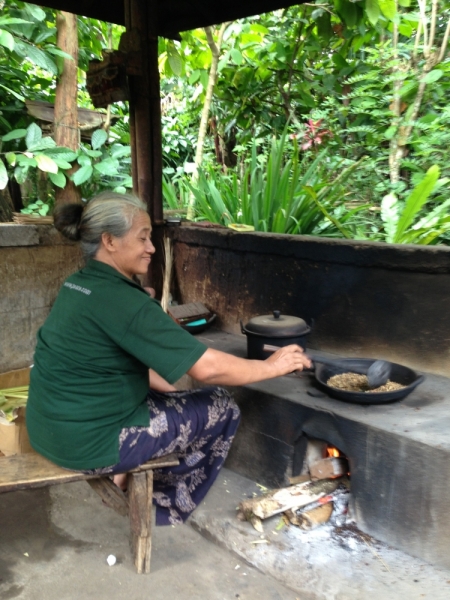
[173,132,369,236]
[20,198,50,216]
[380,166,450,244]
[0,121,132,207]
[0,1,448,247]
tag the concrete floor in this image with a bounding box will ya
[2,467,450,600]
[0,469,299,600]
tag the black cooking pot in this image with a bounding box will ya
[313,358,425,404]
[241,310,311,360]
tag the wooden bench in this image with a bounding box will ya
[0,451,179,574]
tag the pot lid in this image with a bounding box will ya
[244,310,310,337]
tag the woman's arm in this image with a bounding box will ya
[187,345,311,386]
[148,368,177,392]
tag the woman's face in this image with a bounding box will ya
[106,210,155,279]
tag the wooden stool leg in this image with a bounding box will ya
[128,470,154,574]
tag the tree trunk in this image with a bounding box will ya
[186,23,230,221]
[388,4,450,185]
[0,183,14,222]
[54,11,81,206]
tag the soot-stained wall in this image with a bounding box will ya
[166,226,450,376]
[0,225,82,372]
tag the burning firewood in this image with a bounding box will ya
[285,503,334,529]
[238,477,348,522]
[284,483,350,529]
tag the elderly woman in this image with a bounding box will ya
[26,192,310,526]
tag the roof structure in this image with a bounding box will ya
[33,0,301,37]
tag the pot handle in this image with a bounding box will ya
[240,320,246,335]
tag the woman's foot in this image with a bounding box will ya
[113,472,128,491]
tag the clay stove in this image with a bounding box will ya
[199,329,450,572]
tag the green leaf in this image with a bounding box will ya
[24,4,46,20]
[38,204,50,216]
[93,158,120,176]
[49,171,67,188]
[72,165,93,186]
[423,70,443,84]
[384,126,396,140]
[25,123,42,150]
[110,145,131,159]
[0,161,8,190]
[0,17,32,26]
[16,155,37,168]
[82,149,102,158]
[188,70,201,85]
[316,13,332,42]
[91,129,108,150]
[167,41,183,76]
[335,0,358,27]
[27,137,57,152]
[77,154,92,167]
[21,43,58,75]
[3,128,27,142]
[332,53,348,69]
[5,152,16,166]
[398,22,413,36]
[14,166,27,184]
[394,165,440,242]
[380,193,399,243]
[365,0,381,25]
[44,47,74,61]
[231,49,243,65]
[34,154,58,174]
[0,84,25,102]
[0,30,14,51]
[200,70,209,90]
[378,0,396,20]
[51,158,72,170]
[46,148,78,162]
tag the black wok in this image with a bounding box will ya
[313,358,425,405]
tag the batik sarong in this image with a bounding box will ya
[82,386,241,525]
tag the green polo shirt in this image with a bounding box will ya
[26,259,207,470]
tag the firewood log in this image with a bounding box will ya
[239,477,348,521]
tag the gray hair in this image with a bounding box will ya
[54,192,148,260]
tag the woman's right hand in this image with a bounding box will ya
[188,346,312,386]
[264,344,312,378]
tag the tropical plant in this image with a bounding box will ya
[0,122,133,209]
[183,131,369,235]
[379,165,450,244]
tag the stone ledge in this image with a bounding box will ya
[0,224,39,247]
[0,224,76,247]
[170,225,450,273]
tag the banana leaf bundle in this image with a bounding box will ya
[0,386,29,422]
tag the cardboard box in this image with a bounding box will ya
[0,367,34,456]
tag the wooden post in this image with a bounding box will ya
[124,0,164,292]
[128,470,154,574]
[124,0,163,225]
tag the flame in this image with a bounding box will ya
[326,445,341,458]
